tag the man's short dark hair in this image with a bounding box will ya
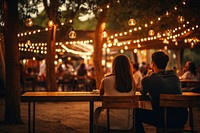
[152,51,169,69]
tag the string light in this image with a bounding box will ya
[18,0,199,55]
[102,29,108,38]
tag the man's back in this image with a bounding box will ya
[142,70,181,109]
[141,70,187,128]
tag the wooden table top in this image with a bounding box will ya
[21,91,102,102]
[21,91,200,102]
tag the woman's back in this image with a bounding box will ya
[96,55,136,130]
[98,75,135,129]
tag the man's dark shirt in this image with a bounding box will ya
[141,70,188,127]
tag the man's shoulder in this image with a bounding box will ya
[142,75,153,83]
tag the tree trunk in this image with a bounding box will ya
[43,0,59,91]
[93,7,108,90]
[46,25,57,91]
[3,0,22,124]
[0,36,5,93]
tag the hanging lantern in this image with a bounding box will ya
[48,20,54,27]
[177,15,185,23]
[148,30,155,36]
[69,29,76,39]
[163,39,169,44]
[157,33,162,38]
[102,29,107,38]
[128,18,136,26]
[25,18,33,27]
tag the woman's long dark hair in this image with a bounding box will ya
[112,54,134,92]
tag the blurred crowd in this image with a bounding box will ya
[19,58,200,92]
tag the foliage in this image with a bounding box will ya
[183,48,200,66]
[1,0,200,33]
[73,13,97,30]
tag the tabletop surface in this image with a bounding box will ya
[21,91,100,96]
[21,91,200,102]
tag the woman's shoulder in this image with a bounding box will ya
[101,74,115,84]
[104,73,114,78]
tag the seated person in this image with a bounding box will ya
[94,54,136,130]
[135,51,188,133]
[180,62,198,81]
[177,61,190,77]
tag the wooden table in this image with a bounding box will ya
[21,91,199,133]
[21,92,101,133]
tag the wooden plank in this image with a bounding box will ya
[160,93,200,107]
[21,92,101,102]
[102,96,140,109]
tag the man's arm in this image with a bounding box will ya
[141,77,149,96]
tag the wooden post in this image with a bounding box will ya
[46,25,57,91]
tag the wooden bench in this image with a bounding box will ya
[158,93,200,133]
[102,95,140,133]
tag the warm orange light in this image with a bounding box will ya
[102,30,107,38]
[48,20,54,27]
[128,18,136,26]
[69,29,76,39]
[25,18,33,27]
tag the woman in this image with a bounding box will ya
[94,54,136,130]
[180,62,198,80]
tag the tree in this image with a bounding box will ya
[3,0,22,124]
[93,5,108,89]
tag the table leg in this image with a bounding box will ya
[28,102,31,133]
[90,101,94,133]
[33,102,35,133]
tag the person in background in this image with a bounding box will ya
[179,62,198,81]
[177,61,191,77]
[77,63,87,77]
[143,63,152,76]
[88,67,96,91]
[94,54,136,131]
[132,63,142,91]
[140,62,146,76]
[135,51,188,133]
[76,63,88,90]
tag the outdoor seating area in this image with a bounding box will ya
[1,1,200,133]
[15,91,200,133]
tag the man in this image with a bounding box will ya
[135,51,188,133]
